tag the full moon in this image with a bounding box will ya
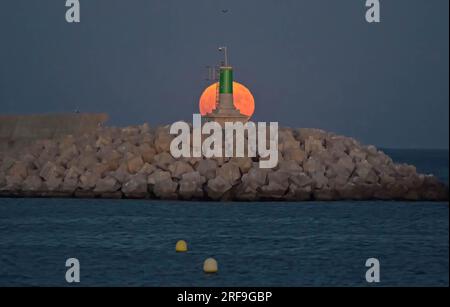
[199,82,255,118]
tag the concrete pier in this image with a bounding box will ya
[0,113,108,153]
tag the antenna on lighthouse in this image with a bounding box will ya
[218,46,228,67]
[205,65,218,82]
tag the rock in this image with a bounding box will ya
[279,128,297,142]
[22,175,43,192]
[303,158,325,175]
[327,136,349,155]
[61,176,78,194]
[326,156,354,181]
[315,150,335,168]
[139,123,151,134]
[121,126,140,136]
[216,162,241,185]
[289,172,313,188]
[182,157,202,167]
[58,144,79,166]
[110,164,131,184]
[379,173,396,186]
[154,128,173,153]
[374,162,396,177]
[3,176,23,191]
[127,155,144,174]
[138,163,156,176]
[8,162,28,180]
[283,148,306,163]
[94,176,120,193]
[196,159,218,180]
[153,179,178,199]
[296,128,329,142]
[79,171,99,190]
[36,143,59,167]
[168,161,195,179]
[419,175,449,201]
[404,190,420,201]
[39,161,65,181]
[260,182,288,199]
[179,171,206,199]
[365,145,378,156]
[337,183,378,200]
[279,133,300,150]
[117,142,138,155]
[267,170,290,188]
[138,143,156,163]
[45,176,62,191]
[0,173,6,188]
[152,152,175,171]
[241,167,268,190]
[336,155,355,174]
[311,172,328,189]
[367,152,392,169]
[77,154,98,171]
[212,156,227,167]
[259,169,291,199]
[122,174,148,198]
[403,174,425,190]
[422,186,449,201]
[207,176,232,200]
[230,157,253,174]
[278,160,302,174]
[349,148,367,162]
[328,174,349,189]
[305,137,325,156]
[286,184,312,200]
[95,135,111,148]
[355,160,379,184]
[235,183,259,201]
[93,162,117,178]
[147,170,172,189]
[0,156,15,173]
[395,164,417,177]
[20,153,38,170]
[65,166,83,180]
[313,188,337,201]
[97,147,122,163]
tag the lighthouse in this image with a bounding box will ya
[203,47,249,126]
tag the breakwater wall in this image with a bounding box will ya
[0,113,108,153]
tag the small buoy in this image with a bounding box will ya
[176,240,188,252]
[203,258,218,273]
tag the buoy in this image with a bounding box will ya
[203,258,218,273]
[176,240,188,252]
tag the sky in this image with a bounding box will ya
[0,0,448,149]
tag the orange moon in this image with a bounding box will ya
[199,82,255,117]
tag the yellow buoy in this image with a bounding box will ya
[175,240,188,252]
[203,257,218,273]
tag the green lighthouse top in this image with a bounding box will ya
[219,66,233,94]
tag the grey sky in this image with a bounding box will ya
[0,0,448,148]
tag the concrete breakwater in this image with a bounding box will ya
[0,122,448,201]
[0,113,108,153]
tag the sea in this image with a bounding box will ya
[0,149,448,287]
